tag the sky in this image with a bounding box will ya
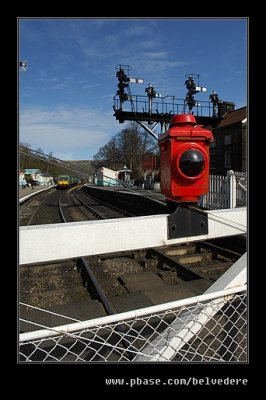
[19,18,247,160]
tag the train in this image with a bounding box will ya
[56,174,79,189]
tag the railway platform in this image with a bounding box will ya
[83,184,167,216]
[85,183,166,203]
[19,185,55,202]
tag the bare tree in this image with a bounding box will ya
[93,137,122,170]
[34,147,44,170]
[19,143,32,170]
[93,122,158,179]
[46,152,53,172]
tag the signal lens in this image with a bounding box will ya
[179,150,205,177]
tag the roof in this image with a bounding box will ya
[24,168,41,174]
[204,106,247,130]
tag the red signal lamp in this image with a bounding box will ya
[159,114,213,203]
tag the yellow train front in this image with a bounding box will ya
[56,174,78,189]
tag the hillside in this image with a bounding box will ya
[66,160,96,171]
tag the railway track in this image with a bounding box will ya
[19,188,59,225]
[19,186,137,336]
[20,186,132,225]
[19,239,245,323]
[19,187,246,345]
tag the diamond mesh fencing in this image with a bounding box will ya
[19,286,247,362]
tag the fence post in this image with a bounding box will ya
[228,170,236,208]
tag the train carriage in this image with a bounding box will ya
[56,174,79,189]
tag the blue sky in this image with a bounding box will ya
[19,18,247,160]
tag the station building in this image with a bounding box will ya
[206,106,247,175]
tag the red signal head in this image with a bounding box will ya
[159,114,213,203]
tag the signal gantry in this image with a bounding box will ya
[113,65,233,140]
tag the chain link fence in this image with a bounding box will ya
[19,286,246,362]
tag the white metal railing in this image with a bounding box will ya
[200,170,247,210]
[19,285,247,362]
[19,208,246,265]
[234,171,247,207]
[19,252,247,362]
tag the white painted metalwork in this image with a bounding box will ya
[19,285,245,342]
[228,170,237,208]
[19,285,246,362]
[133,252,246,361]
[19,207,246,265]
[235,171,247,207]
[137,120,160,141]
[200,170,247,209]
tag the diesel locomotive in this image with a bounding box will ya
[56,174,79,189]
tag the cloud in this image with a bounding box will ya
[123,53,190,93]
[19,106,120,159]
[51,83,68,89]
[138,40,158,50]
[81,83,100,90]
[143,51,168,59]
[124,21,158,37]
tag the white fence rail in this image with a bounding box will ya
[200,170,247,210]
[19,208,246,265]
[19,286,246,362]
